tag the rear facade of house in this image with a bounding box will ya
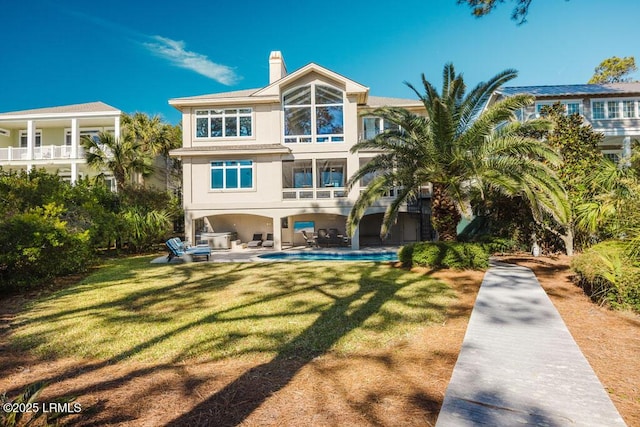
[169,51,432,250]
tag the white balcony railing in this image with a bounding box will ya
[282,187,348,200]
[0,146,86,162]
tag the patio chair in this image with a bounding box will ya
[166,237,211,262]
[263,233,274,248]
[247,233,263,248]
[301,230,317,247]
[316,228,329,247]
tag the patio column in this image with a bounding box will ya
[350,224,360,250]
[272,215,282,250]
[70,119,79,184]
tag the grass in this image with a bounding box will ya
[10,256,456,363]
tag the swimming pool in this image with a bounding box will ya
[258,250,399,262]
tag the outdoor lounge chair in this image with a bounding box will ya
[301,230,317,247]
[247,233,263,248]
[166,237,211,262]
[263,233,274,248]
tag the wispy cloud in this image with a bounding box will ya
[143,36,239,85]
[59,7,240,85]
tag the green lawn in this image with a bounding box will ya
[11,257,455,363]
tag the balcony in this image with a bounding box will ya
[282,187,348,200]
[0,146,86,162]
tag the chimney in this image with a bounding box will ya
[269,51,287,83]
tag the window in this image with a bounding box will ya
[316,159,346,188]
[361,117,399,140]
[592,101,605,119]
[19,130,41,148]
[65,129,102,145]
[566,102,580,116]
[282,160,313,188]
[283,84,344,143]
[196,109,252,139]
[602,151,621,163]
[592,99,640,119]
[210,160,253,190]
[535,101,582,116]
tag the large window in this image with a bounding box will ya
[283,84,344,143]
[317,159,346,188]
[196,109,252,139]
[282,160,313,188]
[19,130,42,148]
[592,99,640,120]
[210,160,253,190]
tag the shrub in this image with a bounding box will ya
[0,204,92,292]
[400,242,489,270]
[571,241,640,312]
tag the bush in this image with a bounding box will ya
[400,242,489,270]
[571,241,640,312]
[0,204,92,292]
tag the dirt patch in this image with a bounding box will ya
[1,259,638,426]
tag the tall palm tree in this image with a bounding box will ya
[121,112,182,188]
[81,130,154,192]
[347,63,569,242]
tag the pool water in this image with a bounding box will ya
[258,250,399,262]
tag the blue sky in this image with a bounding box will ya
[2,0,639,124]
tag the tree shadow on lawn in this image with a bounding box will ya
[2,260,466,426]
[164,263,449,426]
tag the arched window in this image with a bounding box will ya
[283,84,344,143]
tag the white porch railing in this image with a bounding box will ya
[0,146,86,161]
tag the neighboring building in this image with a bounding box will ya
[0,101,121,189]
[492,83,640,162]
[169,51,430,250]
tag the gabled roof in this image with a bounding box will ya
[252,62,369,103]
[0,102,120,118]
[499,83,640,97]
[170,62,371,109]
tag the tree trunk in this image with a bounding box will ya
[431,184,461,241]
[561,227,574,257]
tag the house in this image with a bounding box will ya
[169,51,430,250]
[491,83,640,162]
[0,101,121,189]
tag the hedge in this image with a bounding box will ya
[399,242,489,270]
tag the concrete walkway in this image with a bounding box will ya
[436,261,626,427]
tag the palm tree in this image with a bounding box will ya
[121,112,182,188]
[347,63,569,242]
[81,130,154,192]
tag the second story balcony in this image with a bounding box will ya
[0,145,86,162]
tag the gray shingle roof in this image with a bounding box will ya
[170,89,262,102]
[500,82,640,97]
[365,95,422,108]
[0,101,120,116]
